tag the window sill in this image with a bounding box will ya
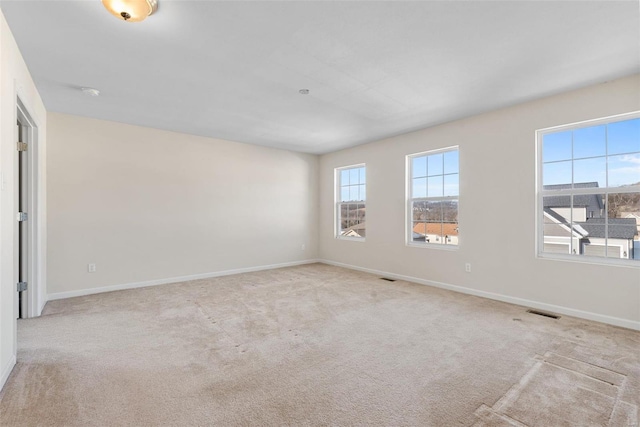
[537,252,640,268]
[407,242,459,251]
[336,236,366,243]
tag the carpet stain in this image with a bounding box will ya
[473,351,638,427]
[0,360,79,426]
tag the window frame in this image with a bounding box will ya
[406,146,460,250]
[536,111,640,267]
[335,163,366,241]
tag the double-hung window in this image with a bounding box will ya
[538,113,640,263]
[336,165,366,239]
[408,147,459,246]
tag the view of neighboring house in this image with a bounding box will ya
[341,222,367,238]
[342,220,460,243]
[339,204,366,237]
[543,182,639,259]
[622,212,640,236]
[337,181,637,254]
[412,223,459,244]
[410,199,459,245]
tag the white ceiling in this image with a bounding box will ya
[1,1,639,154]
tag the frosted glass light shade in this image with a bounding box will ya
[102,0,158,22]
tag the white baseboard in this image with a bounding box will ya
[44,257,640,331]
[319,259,640,331]
[47,259,320,301]
[0,355,16,391]
[38,295,47,316]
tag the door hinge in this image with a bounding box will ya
[17,282,27,292]
[17,142,28,152]
[17,212,28,222]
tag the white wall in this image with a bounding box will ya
[0,9,47,389]
[319,74,640,329]
[46,113,318,298]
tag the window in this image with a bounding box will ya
[538,113,640,263]
[336,165,366,239]
[408,147,459,247]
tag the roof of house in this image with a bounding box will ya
[622,212,640,220]
[543,208,588,237]
[340,229,362,238]
[541,183,636,239]
[413,223,459,236]
[579,218,638,239]
[543,208,636,239]
[543,182,604,215]
[344,222,366,231]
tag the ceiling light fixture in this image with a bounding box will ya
[299,89,309,95]
[81,87,100,97]
[102,0,158,22]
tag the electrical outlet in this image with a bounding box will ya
[88,263,96,273]
[465,263,471,273]
[301,244,306,251]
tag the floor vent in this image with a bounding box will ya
[527,309,560,319]
[380,277,396,282]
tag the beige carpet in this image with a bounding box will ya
[0,263,638,426]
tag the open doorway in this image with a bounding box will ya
[16,100,40,319]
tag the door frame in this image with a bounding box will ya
[15,98,42,318]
